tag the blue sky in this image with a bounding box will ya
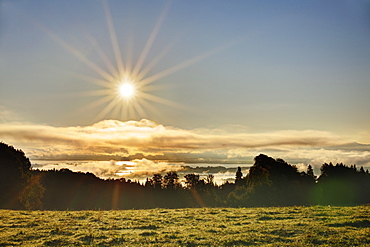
[1,0,370,179]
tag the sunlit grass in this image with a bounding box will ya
[0,206,369,246]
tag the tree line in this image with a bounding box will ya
[1,142,369,210]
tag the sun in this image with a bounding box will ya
[119,82,135,99]
[47,0,222,121]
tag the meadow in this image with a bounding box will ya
[0,206,369,246]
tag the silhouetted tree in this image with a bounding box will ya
[234,154,313,206]
[315,162,370,205]
[163,171,181,190]
[2,141,369,209]
[151,173,163,189]
[359,166,365,173]
[307,164,315,179]
[0,142,44,209]
[235,167,243,180]
[20,174,45,210]
[235,166,244,186]
[205,174,214,186]
[184,173,200,189]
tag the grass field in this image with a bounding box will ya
[0,206,369,246]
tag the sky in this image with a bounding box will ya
[1,0,370,182]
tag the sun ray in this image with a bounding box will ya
[39,24,116,83]
[136,97,164,117]
[72,73,113,88]
[111,100,124,119]
[78,89,113,97]
[126,101,137,120]
[94,96,122,122]
[120,102,128,121]
[84,30,120,80]
[36,0,237,122]
[139,91,186,109]
[131,1,171,79]
[103,0,125,77]
[135,36,178,82]
[140,83,174,92]
[132,100,147,118]
[124,34,134,78]
[68,94,115,120]
[82,94,116,111]
[137,49,220,87]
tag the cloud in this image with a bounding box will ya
[117,158,185,178]
[32,159,248,184]
[325,142,370,152]
[33,160,125,178]
[1,119,369,180]
[32,158,184,180]
[0,119,348,159]
[282,148,370,172]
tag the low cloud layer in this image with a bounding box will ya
[32,159,249,184]
[0,119,349,157]
[32,158,185,180]
[1,119,369,179]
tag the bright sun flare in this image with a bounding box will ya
[119,83,135,98]
[54,1,213,121]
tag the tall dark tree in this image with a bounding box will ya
[2,141,369,209]
[163,171,181,190]
[184,173,200,189]
[359,166,365,173]
[235,166,243,186]
[152,173,163,189]
[241,154,311,206]
[307,164,315,179]
[20,174,45,210]
[315,162,370,205]
[0,142,44,209]
[205,174,215,187]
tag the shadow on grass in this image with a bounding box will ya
[135,224,160,230]
[223,239,255,246]
[327,219,370,228]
